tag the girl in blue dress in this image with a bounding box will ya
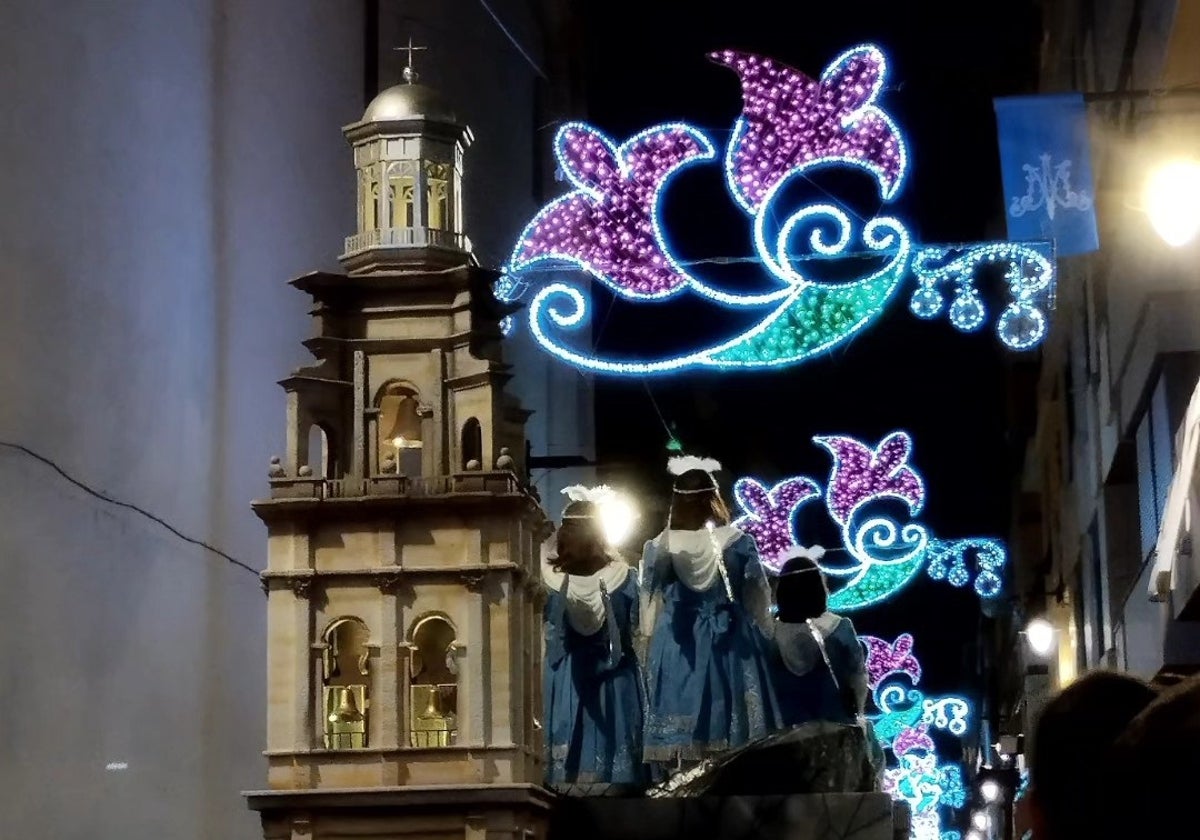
[768,549,884,775]
[640,456,780,769]
[769,549,869,726]
[542,487,647,791]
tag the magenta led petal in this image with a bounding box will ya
[732,476,821,570]
[711,45,906,212]
[893,724,936,757]
[862,632,923,690]
[505,122,715,299]
[815,431,925,527]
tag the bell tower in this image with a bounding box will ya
[245,53,553,839]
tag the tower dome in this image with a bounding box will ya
[340,58,473,275]
[362,83,457,125]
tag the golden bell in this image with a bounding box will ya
[328,687,363,724]
[419,690,440,720]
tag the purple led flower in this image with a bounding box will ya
[732,476,821,571]
[711,45,907,213]
[893,724,936,757]
[862,633,923,691]
[505,122,715,299]
[815,431,925,527]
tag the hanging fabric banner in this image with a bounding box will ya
[994,94,1098,256]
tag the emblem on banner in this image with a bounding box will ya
[1009,153,1093,222]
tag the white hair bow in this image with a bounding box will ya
[561,484,617,504]
[667,455,722,477]
[779,544,827,563]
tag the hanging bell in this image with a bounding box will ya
[419,688,441,720]
[328,687,363,724]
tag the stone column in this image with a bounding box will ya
[489,576,513,746]
[285,391,301,475]
[285,578,314,753]
[464,574,488,745]
[414,161,427,233]
[352,351,365,483]
[376,573,403,749]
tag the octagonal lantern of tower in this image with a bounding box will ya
[340,65,472,274]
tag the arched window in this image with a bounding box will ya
[409,615,458,747]
[321,618,370,750]
[425,162,451,230]
[306,425,332,479]
[388,161,416,228]
[377,382,423,476]
[460,417,482,470]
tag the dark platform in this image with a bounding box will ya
[549,793,908,840]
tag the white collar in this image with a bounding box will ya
[652,525,743,554]
[541,555,633,593]
[650,525,744,593]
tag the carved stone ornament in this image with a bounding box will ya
[416,401,435,420]
[376,572,405,594]
[287,577,314,599]
[462,572,487,592]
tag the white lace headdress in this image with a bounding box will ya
[560,484,639,548]
[667,455,722,493]
[561,484,616,517]
[778,544,827,568]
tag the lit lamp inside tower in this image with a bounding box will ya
[378,384,423,476]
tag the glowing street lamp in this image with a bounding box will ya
[980,779,1001,803]
[1145,158,1200,247]
[1024,617,1056,657]
[972,811,989,832]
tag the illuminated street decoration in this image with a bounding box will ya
[863,633,922,689]
[499,44,1056,372]
[909,242,1055,351]
[715,46,906,210]
[731,431,1007,610]
[733,476,821,562]
[926,538,1006,599]
[864,633,972,840]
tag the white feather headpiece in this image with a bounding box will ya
[667,455,722,477]
[561,484,617,505]
[778,544,827,564]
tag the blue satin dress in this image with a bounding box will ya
[771,613,868,726]
[770,612,885,773]
[640,526,781,765]
[542,556,647,789]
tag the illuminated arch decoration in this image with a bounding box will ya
[499,44,1056,374]
[731,430,1007,611]
[863,633,973,840]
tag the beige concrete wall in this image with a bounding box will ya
[0,1,362,836]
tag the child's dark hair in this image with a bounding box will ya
[669,468,731,531]
[551,501,609,576]
[774,556,828,622]
[1033,670,1156,839]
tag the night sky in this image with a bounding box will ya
[578,0,1043,743]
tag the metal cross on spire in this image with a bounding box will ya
[394,36,427,84]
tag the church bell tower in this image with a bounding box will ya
[245,54,553,839]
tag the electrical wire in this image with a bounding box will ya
[0,440,259,578]
[477,0,547,79]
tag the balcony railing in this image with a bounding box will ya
[342,226,471,257]
[269,471,520,500]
